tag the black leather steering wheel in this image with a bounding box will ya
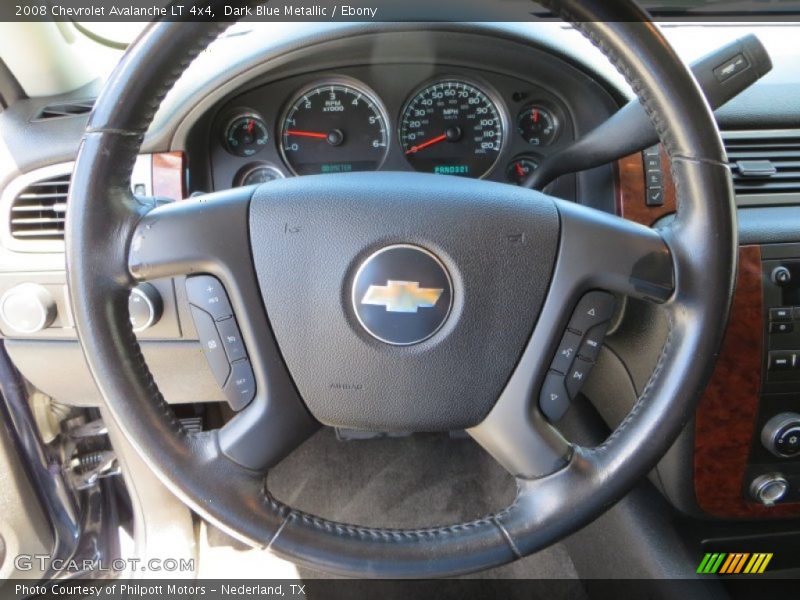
[65,0,737,578]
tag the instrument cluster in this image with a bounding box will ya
[210,65,573,189]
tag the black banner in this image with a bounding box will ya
[0,578,796,600]
[3,0,800,23]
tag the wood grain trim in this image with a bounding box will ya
[694,245,800,518]
[616,156,800,518]
[152,151,185,201]
[616,146,676,226]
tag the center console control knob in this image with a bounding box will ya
[771,266,792,286]
[128,283,163,332]
[761,412,800,458]
[0,283,57,333]
[750,473,789,506]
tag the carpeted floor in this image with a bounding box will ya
[262,427,585,587]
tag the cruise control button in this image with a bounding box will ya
[768,351,795,371]
[540,371,570,422]
[186,276,233,321]
[223,360,256,411]
[579,322,610,362]
[217,317,247,363]
[551,330,582,374]
[568,291,616,334]
[191,307,230,386]
[770,307,792,322]
[566,358,594,398]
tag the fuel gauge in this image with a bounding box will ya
[517,104,558,146]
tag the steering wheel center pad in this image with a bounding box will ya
[252,172,558,431]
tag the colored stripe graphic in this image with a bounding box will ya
[698,553,773,574]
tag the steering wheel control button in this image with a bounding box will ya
[0,283,57,334]
[352,244,452,346]
[566,358,594,399]
[540,371,570,422]
[551,330,582,374]
[568,291,616,335]
[217,317,247,363]
[128,283,163,332]
[578,322,610,363]
[223,360,256,411]
[190,306,231,387]
[750,474,789,507]
[768,351,796,371]
[541,292,615,421]
[762,413,800,458]
[186,275,233,321]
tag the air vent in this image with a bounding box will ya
[9,175,69,241]
[33,99,95,121]
[725,134,800,198]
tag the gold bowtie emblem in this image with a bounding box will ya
[361,281,444,313]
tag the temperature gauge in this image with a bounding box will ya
[517,104,558,146]
[224,113,269,157]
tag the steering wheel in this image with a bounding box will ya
[66,0,736,578]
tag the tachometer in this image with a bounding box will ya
[279,80,390,176]
[399,79,506,178]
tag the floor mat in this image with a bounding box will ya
[262,427,584,587]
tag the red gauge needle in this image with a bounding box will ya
[515,162,526,178]
[247,119,255,135]
[286,130,328,139]
[532,109,540,123]
[405,133,447,155]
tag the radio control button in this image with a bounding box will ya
[540,371,570,422]
[568,291,616,334]
[769,307,792,322]
[768,351,795,371]
[551,330,582,374]
[770,322,793,334]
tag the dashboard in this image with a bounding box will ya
[192,28,621,208]
[210,66,574,189]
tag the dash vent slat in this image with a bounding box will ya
[9,175,70,241]
[33,99,95,121]
[725,134,800,198]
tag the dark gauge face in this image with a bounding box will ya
[506,157,539,186]
[517,104,558,146]
[399,80,505,178]
[279,81,389,175]
[224,113,269,157]
[235,164,285,187]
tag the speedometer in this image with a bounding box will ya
[399,79,506,178]
[279,79,390,176]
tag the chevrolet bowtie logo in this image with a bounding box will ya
[361,280,444,313]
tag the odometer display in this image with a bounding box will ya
[280,80,389,176]
[399,80,505,178]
